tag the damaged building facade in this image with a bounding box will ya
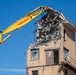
[26,7,76,75]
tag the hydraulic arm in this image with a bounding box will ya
[0,6,48,44]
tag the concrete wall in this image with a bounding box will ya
[26,40,61,67]
[65,67,76,75]
[26,66,63,75]
[26,23,76,75]
[63,25,75,59]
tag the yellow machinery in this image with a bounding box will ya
[0,6,48,44]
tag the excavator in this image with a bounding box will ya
[0,6,49,44]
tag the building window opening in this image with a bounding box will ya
[64,69,67,75]
[32,70,38,75]
[54,50,59,65]
[64,48,69,61]
[45,49,59,65]
[64,29,66,41]
[31,49,39,60]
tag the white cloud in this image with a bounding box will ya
[0,68,25,73]
[3,63,9,67]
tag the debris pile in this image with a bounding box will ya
[30,7,66,49]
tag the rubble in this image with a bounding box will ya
[29,7,66,49]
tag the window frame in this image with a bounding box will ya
[31,49,39,60]
[54,50,59,65]
[32,70,38,75]
[45,49,59,65]
[64,48,69,61]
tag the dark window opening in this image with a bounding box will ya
[54,50,59,65]
[45,49,59,65]
[64,29,66,41]
[32,70,38,75]
[64,69,67,75]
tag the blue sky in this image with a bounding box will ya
[0,0,76,75]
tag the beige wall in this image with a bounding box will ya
[63,25,75,59]
[27,40,61,67]
[58,23,76,62]
[26,40,62,75]
[26,66,64,75]
[26,23,76,75]
[65,67,76,75]
[26,65,76,75]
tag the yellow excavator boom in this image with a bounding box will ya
[0,6,48,44]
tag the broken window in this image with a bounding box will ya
[64,48,69,61]
[45,49,59,65]
[31,49,39,60]
[32,70,38,75]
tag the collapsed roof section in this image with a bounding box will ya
[35,7,66,42]
[29,7,66,49]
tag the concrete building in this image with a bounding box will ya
[26,7,76,75]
